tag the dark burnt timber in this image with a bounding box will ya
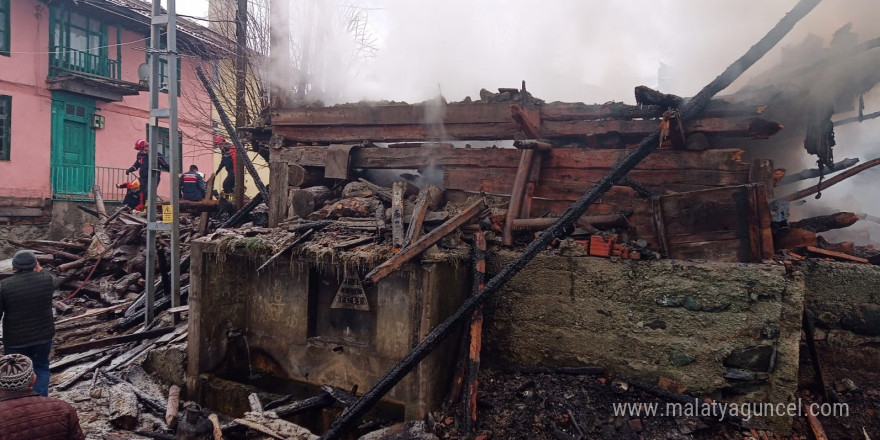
[779,157,859,184]
[318,1,820,438]
[634,85,684,108]
[790,212,860,232]
[778,156,880,202]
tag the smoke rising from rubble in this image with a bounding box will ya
[270,0,880,242]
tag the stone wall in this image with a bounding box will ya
[482,249,805,408]
[800,260,880,387]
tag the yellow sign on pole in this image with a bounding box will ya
[162,205,173,223]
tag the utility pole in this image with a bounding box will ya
[146,0,180,325]
[167,0,181,318]
[234,0,247,209]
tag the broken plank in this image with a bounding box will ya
[363,199,486,286]
[404,192,430,246]
[50,347,115,372]
[55,302,133,325]
[502,150,535,246]
[256,228,318,272]
[56,352,115,391]
[55,327,176,356]
[805,245,868,263]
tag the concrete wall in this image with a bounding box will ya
[188,239,470,420]
[482,250,805,408]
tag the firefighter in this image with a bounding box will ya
[180,165,207,201]
[127,139,170,192]
[214,136,236,197]
[116,179,142,211]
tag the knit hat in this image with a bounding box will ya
[0,354,34,391]
[11,250,37,271]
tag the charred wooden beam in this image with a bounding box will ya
[362,199,486,286]
[805,245,868,263]
[459,231,486,434]
[778,157,859,184]
[404,191,429,247]
[256,228,319,272]
[221,193,265,228]
[277,145,750,172]
[319,2,820,436]
[790,212,859,232]
[778,157,880,202]
[635,85,683,108]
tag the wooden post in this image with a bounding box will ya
[502,149,535,246]
[460,231,486,434]
[199,173,216,236]
[268,160,289,227]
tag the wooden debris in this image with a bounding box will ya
[773,227,817,250]
[248,393,264,413]
[208,414,223,440]
[363,199,486,286]
[101,370,166,414]
[805,245,869,263]
[55,326,176,356]
[256,228,319,272]
[55,352,114,391]
[166,385,181,428]
[310,197,380,220]
[460,231,487,434]
[55,302,132,325]
[803,400,830,440]
[791,212,860,232]
[391,182,406,250]
[779,157,880,201]
[289,185,332,218]
[404,191,430,247]
[502,149,535,246]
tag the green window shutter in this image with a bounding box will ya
[0,95,10,160]
[0,0,10,56]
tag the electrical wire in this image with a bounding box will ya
[5,37,150,55]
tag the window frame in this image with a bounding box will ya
[0,95,11,161]
[146,34,182,96]
[49,5,112,77]
[145,124,183,169]
[0,0,9,56]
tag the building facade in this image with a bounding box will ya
[0,0,224,208]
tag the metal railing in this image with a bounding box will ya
[49,45,122,81]
[51,165,130,202]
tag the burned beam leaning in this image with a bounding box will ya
[319,1,822,438]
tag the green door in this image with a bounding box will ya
[51,91,95,197]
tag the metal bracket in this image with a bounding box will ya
[147,222,171,231]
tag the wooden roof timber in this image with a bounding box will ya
[270,101,780,144]
[274,144,750,172]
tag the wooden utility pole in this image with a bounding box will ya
[234,0,247,209]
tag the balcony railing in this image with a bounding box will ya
[49,45,122,81]
[51,165,129,202]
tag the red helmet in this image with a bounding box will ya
[134,139,149,150]
[213,135,227,145]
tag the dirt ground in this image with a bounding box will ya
[431,368,880,440]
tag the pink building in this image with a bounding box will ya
[0,0,226,207]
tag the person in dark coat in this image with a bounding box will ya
[127,139,170,191]
[0,354,85,440]
[180,165,207,201]
[215,136,236,195]
[0,250,57,397]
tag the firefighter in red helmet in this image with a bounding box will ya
[127,139,169,193]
